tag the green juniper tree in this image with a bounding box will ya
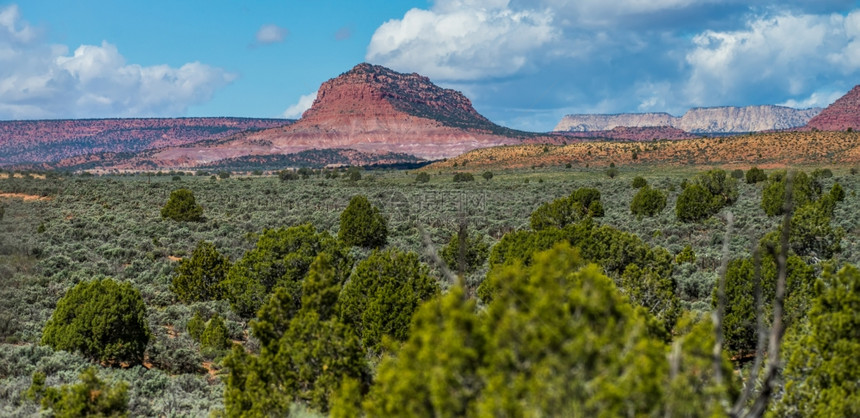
[171,241,230,302]
[222,224,351,318]
[338,195,388,248]
[28,368,129,417]
[630,185,667,217]
[161,188,203,222]
[338,248,439,352]
[42,278,150,365]
[223,254,369,414]
[440,230,490,274]
[770,264,860,417]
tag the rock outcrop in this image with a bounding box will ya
[554,113,675,132]
[556,126,697,141]
[555,105,820,134]
[301,63,503,133]
[0,118,293,166]
[805,85,860,131]
[6,64,535,170]
[141,63,531,166]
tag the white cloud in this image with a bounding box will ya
[255,24,288,45]
[533,0,716,27]
[684,11,860,105]
[0,5,235,119]
[282,92,317,119]
[0,4,35,43]
[635,81,676,113]
[366,0,558,80]
[779,90,844,109]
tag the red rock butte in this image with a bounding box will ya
[805,85,860,131]
[146,63,533,165]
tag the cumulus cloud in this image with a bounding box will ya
[779,90,845,109]
[364,0,860,132]
[0,4,235,119]
[282,92,317,119]
[366,0,558,80]
[534,0,716,27]
[684,11,860,106]
[255,24,288,45]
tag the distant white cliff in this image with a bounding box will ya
[554,105,822,134]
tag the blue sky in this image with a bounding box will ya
[1,0,859,131]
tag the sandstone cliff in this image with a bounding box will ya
[805,85,860,131]
[554,113,675,132]
[555,105,820,134]
[140,63,533,166]
[0,118,292,166]
[557,126,697,141]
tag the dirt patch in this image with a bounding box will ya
[166,325,178,339]
[202,361,219,380]
[0,173,46,179]
[0,193,51,201]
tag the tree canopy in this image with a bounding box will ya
[359,244,736,416]
[338,248,439,352]
[530,187,604,230]
[28,368,129,417]
[171,241,230,303]
[224,253,369,414]
[676,169,738,222]
[161,188,203,222]
[440,230,490,274]
[630,185,667,217]
[222,224,351,318]
[338,195,388,248]
[42,278,150,365]
[771,264,860,417]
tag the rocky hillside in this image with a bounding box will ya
[429,131,860,170]
[302,63,507,133]
[132,63,533,167]
[555,105,820,134]
[556,126,697,141]
[0,118,293,166]
[805,85,860,131]
[198,149,426,170]
[554,113,675,132]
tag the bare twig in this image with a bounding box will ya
[458,217,468,279]
[665,339,683,418]
[745,172,794,418]
[731,245,766,416]
[417,224,458,287]
[713,210,734,389]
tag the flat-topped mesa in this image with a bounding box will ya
[299,63,500,132]
[805,85,860,131]
[555,105,821,134]
[554,113,675,132]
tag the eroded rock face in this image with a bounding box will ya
[554,113,676,132]
[150,63,526,163]
[9,64,534,169]
[557,126,698,141]
[679,106,820,132]
[302,63,498,132]
[805,85,860,131]
[555,105,820,134]
[0,118,293,166]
